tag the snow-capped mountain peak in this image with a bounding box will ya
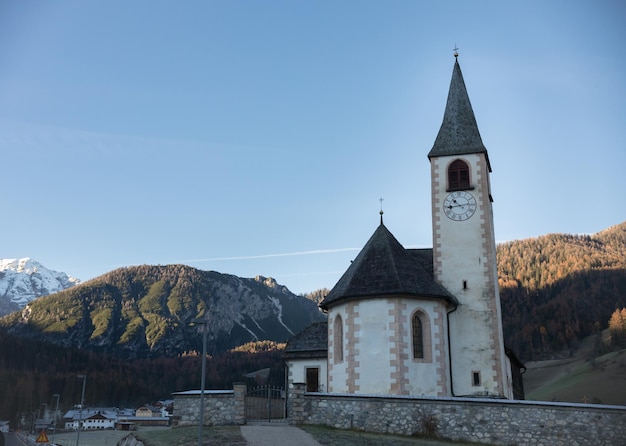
[0,258,80,313]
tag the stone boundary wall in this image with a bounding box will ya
[288,383,626,446]
[173,384,246,426]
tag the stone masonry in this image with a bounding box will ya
[289,383,626,446]
[173,384,246,426]
[174,383,626,445]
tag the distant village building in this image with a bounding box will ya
[62,406,169,430]
[285,55,525,400]
[33,419,54,432]
[63,408,118,430]
[135,405,161,418]
[156,399,174,417]
[125,405,170,426]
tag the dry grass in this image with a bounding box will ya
[526,349,626,404]
[136,425,480,446]
[50,424,483,446]
[46,429,130,446]
[134,425,246,446]
[524,333,626,405]
[299,425,481,446]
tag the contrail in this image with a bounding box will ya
[104,248,360,271]
[177,248,360,263]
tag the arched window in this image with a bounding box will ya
[412,309,432,361]
[333,315,343,362]
[412,313,424,359]
[448,159,470,190]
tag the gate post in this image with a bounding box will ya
[233,383,246,425]
[288,383,306,425]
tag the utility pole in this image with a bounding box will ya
[52,394,60,445]
[191,317,209,446]
[76,374,87,446]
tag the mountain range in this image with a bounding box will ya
[0,264,325,359]
[0,257,80,315]
[1,221,625,363]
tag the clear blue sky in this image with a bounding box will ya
[1,1,624,295]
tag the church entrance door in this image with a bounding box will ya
[306,367,319,392]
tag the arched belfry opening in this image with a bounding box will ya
[447,159,470,190]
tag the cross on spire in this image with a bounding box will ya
[453,45,459,58]
[379,197,384,224]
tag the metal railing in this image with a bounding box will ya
[245,385,286,422]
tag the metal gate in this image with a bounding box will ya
[245,385,286,422]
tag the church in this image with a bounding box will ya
[284,54,525,400]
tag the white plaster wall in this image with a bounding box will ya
[404,300,448,396]
[432,154,510,398]
[354,299,393,393]
[287,358,328,392]
[329,298,450,396]
[504,356,514,399]
[327,305,348,392]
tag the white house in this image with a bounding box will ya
[63,408,118,431]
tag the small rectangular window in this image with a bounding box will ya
[472,371,481,386]
[463,280,467,290]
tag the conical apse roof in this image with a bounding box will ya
[319,223,454,310]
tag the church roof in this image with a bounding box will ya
[428,58,489,167]
[319,223,455,310]
[283,321,328,359]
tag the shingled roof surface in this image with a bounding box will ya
[319,224,454,309]
[284,321,328,358]
[428,58,488,160]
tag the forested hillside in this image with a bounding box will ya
[498,222,626,360]
[0,264,324,359]
[0,331,285,427]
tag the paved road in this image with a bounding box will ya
[241,424,321,446]
[4,432,31,446]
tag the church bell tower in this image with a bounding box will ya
[428,54,511,398]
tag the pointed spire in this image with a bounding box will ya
[428,56,488,160]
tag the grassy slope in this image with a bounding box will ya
[523,333,626,405]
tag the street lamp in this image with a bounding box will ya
[52,394,60,445]
[191,317,208,446]
[76,374,87,446]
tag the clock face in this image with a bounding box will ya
[443,191,477,221]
